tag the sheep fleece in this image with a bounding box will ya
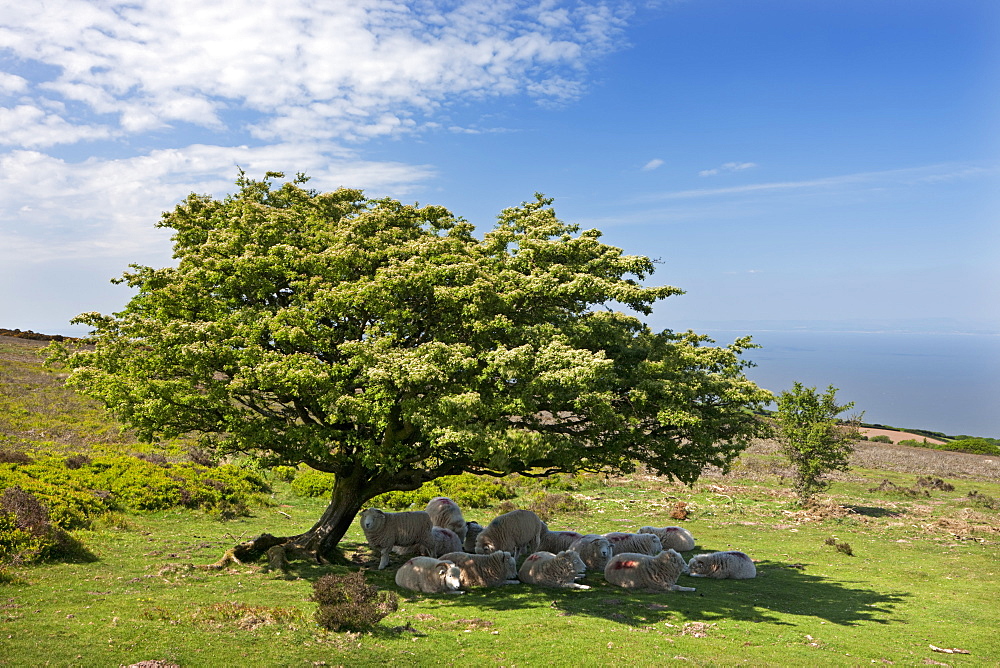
[394,556,464,594]
[638,526,695,552]
[604,549,695,592]
[519,551,589,589]
[604,532,663,556]
[475,509,545,556]
[359,508,434,569]
[567,534,613,571]
[425,497,468,543]
[439,551,519,587]
[687,551,757,579]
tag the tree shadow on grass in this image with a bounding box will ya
[845,505,903,518]
[369,559,908,629]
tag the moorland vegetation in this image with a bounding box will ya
[2,333,999,666]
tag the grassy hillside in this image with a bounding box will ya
[2,335,999,666]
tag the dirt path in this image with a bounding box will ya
[861,427,947,446]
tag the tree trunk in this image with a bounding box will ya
[216,466,374,568]
[289,469,371,562]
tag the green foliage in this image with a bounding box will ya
[294,470,516,510]
[897,437,1000,456]
[775,383,862,503]
[523,490,589,521]
[941,438,1000,456]
[0,454,270,528]
[868,435,893,444]
[289,469,338,499]
[0,486,91,565]
[311,570,398,632]
[56,171,772,553]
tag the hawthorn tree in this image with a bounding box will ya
[60,171,772,562]
[775,382,862,502]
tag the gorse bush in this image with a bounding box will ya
[0,454,270,529]
[292,471,515,510]
[311,571,398,632]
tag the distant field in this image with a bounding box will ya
[860,427,947,445]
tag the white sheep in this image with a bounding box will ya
[425,496,468,543]
[519,551,590,590]
[604,549,695,592]
[463,521,484,553]
[539,529,584,553]
[687,551,757,579]
[567,534,613,571]
[394,556,464,594]
[475,509,545,558]
[358,508,435,570]
[638,526,695,552]
[603,531,663,556]
[394,526,463,558]
[439,550,520,588]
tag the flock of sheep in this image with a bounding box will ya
[358,497,756,595]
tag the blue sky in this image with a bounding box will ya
[2,0,998,338]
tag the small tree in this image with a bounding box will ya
[775,383,862,503]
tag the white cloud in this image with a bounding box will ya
[699,161,757,177]
[642,158,665,171]
[0,105,113,148]
[643,162,997,202]
[0,144,435,264]
[0,72,29,94]
[0,1,628,273]
[1,0,630,145]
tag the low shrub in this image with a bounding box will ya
[290,471,516,510]
[869,435,893,444]
[290,469,337,498]
[0,486,92,565]
[0,454,270,527]
[967,490,999,511]
[824,536,854,556]
[311,571,398,632]
[524,491,589,522]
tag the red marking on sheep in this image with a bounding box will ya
[613,560,640,569]
[527,554,542,561]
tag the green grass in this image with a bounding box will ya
[2,334,999,666]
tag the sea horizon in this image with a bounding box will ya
[7,318,999,439]
[693,327,1000,439]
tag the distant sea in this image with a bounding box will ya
[699,329,1000,438]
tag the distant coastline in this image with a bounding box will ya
[5,324,997,438]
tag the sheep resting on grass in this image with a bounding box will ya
[604,531,663,556]
[539,529,584,553]
[439,551,520,588]
[567,534,613,571]
[605,549,695,592]
[475,509,545,558]
[687,551,757,579]
[425,496,468,543]
[519,551,590,590]
[359,508,434,570]
[463,521,484,553]
[394,556,464,594]
[638,526,695,552]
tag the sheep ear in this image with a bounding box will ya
[437,564,449,575]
